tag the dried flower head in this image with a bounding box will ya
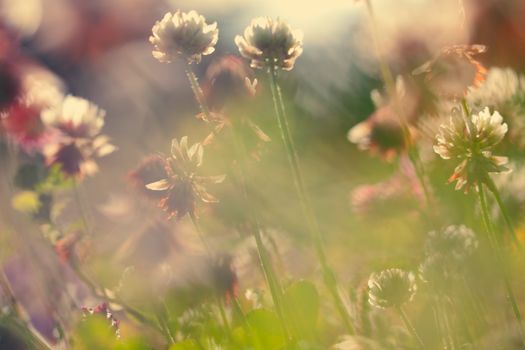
[425,225,478,260]
[235,17,303,71]
[434,106,509,191]
[413,44,487,98]
[149,10,218,64]
[368,268,416,309]
[146,136,225,219]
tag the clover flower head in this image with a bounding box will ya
[150,10,218,64]
[40,96,115,178]
[368,268,416,309]
[145,136,225,219]
[41,95,105,138]
[235,17,303,71]
[434,106,509,191]
[425,225,478,259]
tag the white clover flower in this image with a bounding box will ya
[434,107,509,191]
[368,268,416,309]
[235,17,303,71]
[41,95,115,178]
[149,10,218,64]
[41,95,105,138]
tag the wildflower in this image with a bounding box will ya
[81,303,120,338]
[434,106,509,191]
[145,136,225,219]
[149,10,218,64]
[348,109,409,161]
[41,96,116,177]
[348,77,417,161]
[413,44,487,98]
[368,268,416,309]
[424,225,478,260]
[235,17,303,71]
[41,95,104,139]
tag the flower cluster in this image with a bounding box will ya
[419,225,478,288]
[235,17,303,71]
[42,95,116,178]
[368,268,417,309]
[434,106,509,191]
[145,137,225,219]
[150,10,218,64]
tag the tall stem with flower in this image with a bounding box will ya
[235,16,355,334]
[149,10,293,341]
[434,103,525,342]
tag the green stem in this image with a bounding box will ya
[73,181,90,235]
[230,123,293,342]
[396,306,425,348]
[184,65,292,342]
[484,177,521,248]
[478,183,525,342]
[189,212,213,256]
[268,67,355,334]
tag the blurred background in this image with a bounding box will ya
[1,0,525,348]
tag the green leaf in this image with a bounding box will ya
[282,280,320,339]
[245,308,286,350]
